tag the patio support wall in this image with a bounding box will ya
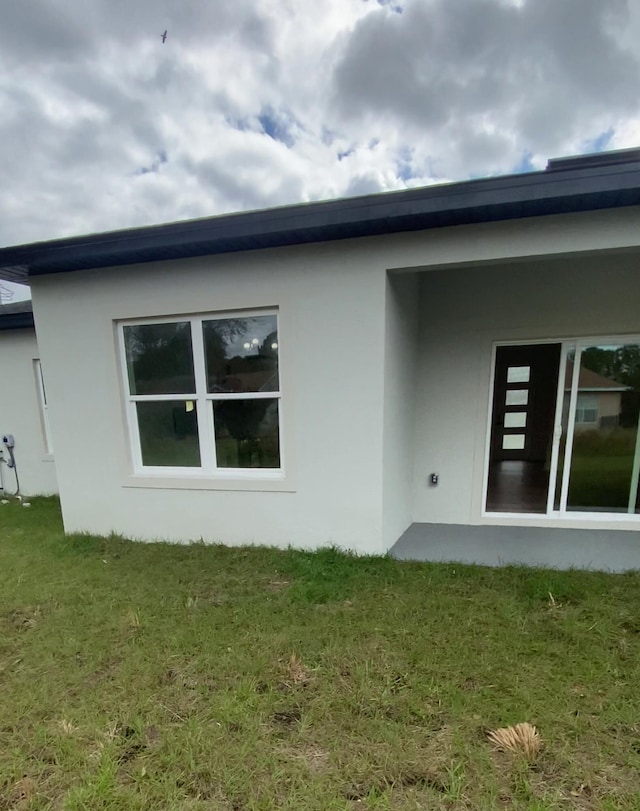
[382,272,420,552]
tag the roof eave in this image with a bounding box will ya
[0,312,35,331]
[1,158,640,282]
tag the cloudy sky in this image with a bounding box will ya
[2,0,640,300]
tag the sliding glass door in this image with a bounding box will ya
[560,342,640,515]
[486,338,640,517]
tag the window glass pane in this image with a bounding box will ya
[505,389,529,406]
[203,315,278,393]
[566,344,640,513]
[124,323,195,395]
[502,434,525,450]
[507,366,530,383]
[136,401,200,467]
[213,399,280,468]
[504,412,527,428]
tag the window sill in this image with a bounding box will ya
[121,472,296,493]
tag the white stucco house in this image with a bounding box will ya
[1,147,640,570]
[0,302,57,497]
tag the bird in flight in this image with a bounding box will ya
[161,30,167,43]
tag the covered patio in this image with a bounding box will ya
[391,522,640,572]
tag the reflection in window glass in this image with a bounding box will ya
[502,434,525,450]
[506,389,529,406]
[124,323,195,395]
[136,401,200,467]
[575,394,598,424]
[203,315,279,393]
[566,344,640,513]
[504,412,527,428]
[507,366,531,383]
[213,399,280,468]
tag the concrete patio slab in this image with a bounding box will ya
[390,523,640,572]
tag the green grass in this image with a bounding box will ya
[2,499,640,810]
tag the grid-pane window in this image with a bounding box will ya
[121,312,282,474]
[575,394,598,424]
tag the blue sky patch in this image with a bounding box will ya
[136,150,168,176]
[584,128,615,154]
[396,146,413,181]
[258,107,296,148]
[225,115,253,132]
[513,150,535,174]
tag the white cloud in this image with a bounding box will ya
[0,0,638,252]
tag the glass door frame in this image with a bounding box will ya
[482,335,640,521]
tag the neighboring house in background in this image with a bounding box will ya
[0,302,57,496]
[1,147,640,570]
[564,362,628,430]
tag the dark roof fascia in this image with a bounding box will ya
[1,159,640,281]
[0,302,34,331]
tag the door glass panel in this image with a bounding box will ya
[566,344,640,513]
[507,366,531,383]
[504,412,527,428]
[502,434,526,450]
[506,389,529,406]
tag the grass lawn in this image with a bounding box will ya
[2,500,640,809]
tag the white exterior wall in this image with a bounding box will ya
[26,203,640,550]
[30,242,387,552]
[0,328,57,496]
[382,273,420,551]
[412,252,640,531]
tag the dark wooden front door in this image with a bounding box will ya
[491,344,561,464]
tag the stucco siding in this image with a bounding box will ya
[30,242,387,551]
[412,252,640,530]
[0,328,57,495]
[25,204,640,550]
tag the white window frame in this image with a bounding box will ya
[118,310,284,479]
[34,359,53,455]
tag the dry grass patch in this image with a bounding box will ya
[4,605,41,631]
[488,722,543,761]
[10,776,36,806]
[284,652,312,687]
